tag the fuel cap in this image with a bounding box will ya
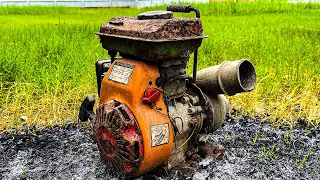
[138,10,173,20]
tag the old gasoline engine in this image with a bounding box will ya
[79,5,256,177]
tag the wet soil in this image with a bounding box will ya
[1,116,319,180]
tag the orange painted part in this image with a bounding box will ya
[99,58,174,176]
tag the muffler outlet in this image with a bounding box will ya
[196,59,256,96]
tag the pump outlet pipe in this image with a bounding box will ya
[195,59,256,96]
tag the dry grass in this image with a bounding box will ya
[0,82,95,132]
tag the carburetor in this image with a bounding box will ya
[79,5,256,177]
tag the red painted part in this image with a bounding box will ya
[142,88,161,103]
[97,127,115,146]
[94,100,144,175]
[125,163,134,172]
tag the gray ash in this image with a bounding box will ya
[0,117,319,179]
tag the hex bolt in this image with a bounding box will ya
[195,106,203,113]
[181,96,191,103]
[190,96,200,105]
[187,106,203,115]
[189,118,198,126]
[187,107,196,114]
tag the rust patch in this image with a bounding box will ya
[96,11,207,60]
[198,134,225,160]
[98,16,205,41]
[199,144,225,160]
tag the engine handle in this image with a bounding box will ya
[166,4,200,18]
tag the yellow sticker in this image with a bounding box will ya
[151,123,170,147]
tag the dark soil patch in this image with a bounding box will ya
[1,117,319,179]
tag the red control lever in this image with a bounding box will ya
[142,88,160,103]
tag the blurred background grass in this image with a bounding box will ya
[1,1,320,131]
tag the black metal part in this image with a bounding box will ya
[193,50,198,83]
[99,35,204,61]
[79,95,96,122]
[166,4,201,83]
[109,21,123,26]
[108,51,117,63]
[95,59,112,97]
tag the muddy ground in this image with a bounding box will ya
[1,116,319,180]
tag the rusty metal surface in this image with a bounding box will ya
[98,16,204,41]
[167,92,204,169]
[94,100,143,175]
[198,134,225,160]
[167,4,200,18]
[97,12,207,60]
[199,144,225,160]
[137,10,173,20]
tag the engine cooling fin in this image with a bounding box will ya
[94,100,143,175]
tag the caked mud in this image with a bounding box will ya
[1,116,319,180]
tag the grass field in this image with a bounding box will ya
[1,2,320,131]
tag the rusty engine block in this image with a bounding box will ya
[79,5,256,177]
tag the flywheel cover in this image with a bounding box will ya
[94,100,143,175]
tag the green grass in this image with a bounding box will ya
[1,2,320,131]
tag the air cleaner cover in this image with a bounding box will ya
[96,11,207,61]
[98,13,204,41]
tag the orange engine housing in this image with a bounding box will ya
[96,58,174,176]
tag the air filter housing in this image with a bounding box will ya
[96,10,207,61]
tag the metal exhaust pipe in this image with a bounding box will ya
[195,59,256,96]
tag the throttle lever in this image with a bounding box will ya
[166,4,192,13]
[166,4,200,18]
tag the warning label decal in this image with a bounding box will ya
[151,123,170,147]
[108,62,134,85]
